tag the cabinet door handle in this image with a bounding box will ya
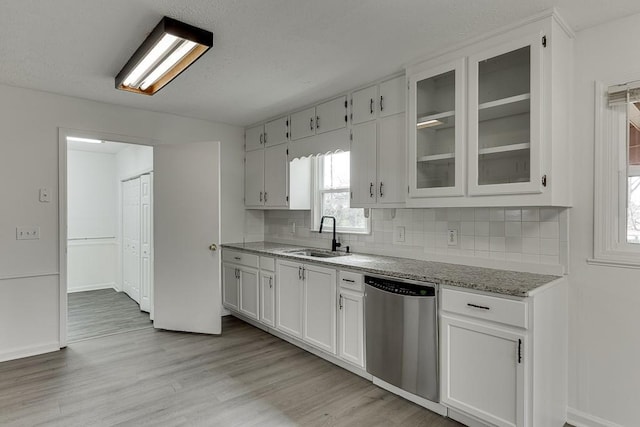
[302,267,306,280]
[379,182,384,197]
[467,303,490,310]
[259,191,263,202]
[298,266,302,280]
[259,133,263,144]
[269,277,273,289]
[342,278,355,283]
[310,117,314,131]
[264,192,268,203]
[235,268,239,279]
[316,116,320,129]
[369,182,374,198]
[370,98,374,114]
[518,339,522,364]
[264,132,267,144]
[234,256,241,261]
[339,294,343,310]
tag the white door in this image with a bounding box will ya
[315,96,347,134]
[351,85,378,125]
[441,314,525,427]
[338,289,365,368]
[290,107,316,140]
[276,260,303,338]
[260,271,275,327]
[350,121,378,206]
[264,116,289,147]
[222,263,239,311]
[139,173,152,313]
[239,266,259,320]
[123,177,141,304]
[264,144,288,208]
[303,264,336,354]
[245,149,265,207]
[122,180,132,296]
[154,141,222,334]
[245,124,264,151]
[379,75,406,117]
[377,113,406,204]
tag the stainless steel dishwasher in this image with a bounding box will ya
[364,274,439,402]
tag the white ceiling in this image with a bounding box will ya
[1,0,639,126]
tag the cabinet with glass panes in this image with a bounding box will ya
[407,13,572,207]
[409,58,465,197]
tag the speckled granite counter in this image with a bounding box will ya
[222,242,562,297]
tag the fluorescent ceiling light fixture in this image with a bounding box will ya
[416,119,444,129]
[67,136,103,144]
[115,16,213,96]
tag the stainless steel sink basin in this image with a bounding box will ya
[286,249,351,258]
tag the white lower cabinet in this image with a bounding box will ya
[239,266,259,320]
[338,289,365,368]
[222,263,239,311]
[276,260,304,338]
[441,314,525,427]
[303,264,337,354]
[259,271,275,327]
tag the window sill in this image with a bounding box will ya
[587,258,640,270]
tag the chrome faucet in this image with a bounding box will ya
[319,216,341,252]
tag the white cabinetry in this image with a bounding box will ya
[244,149,265,208]
[407,15,572,207]
[222,263,239,311]
[259,256,276,328]
[290,97,347,141]
[303,264,337,354]
[245,124,264,152]
[222,250,259,320]
[337,271,365,368]
[276,260,304,338]
[350,75,406,208]
[440,281,568,427]
[264,116,289,147]
[290,107,316,141]
[239,266,259,320]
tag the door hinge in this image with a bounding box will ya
[344,100,348,108]
[350,113,353,121]
[407,81,410,90]
[407,185,410,194]
[286,195,289,202]
[350,98,353,106]
[350,191,353,199]
[286,119,289,127]
[542,35,547,47]
[542,174,547,187]
[518,339,522,363]
[345,115,348,123]
[350,131,353,141]
[286,148,289,155]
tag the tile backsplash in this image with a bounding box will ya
[261,207,569,272]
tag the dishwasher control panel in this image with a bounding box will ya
[364,275,435,297]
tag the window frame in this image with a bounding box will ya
[591,81,640,268]
[310,152,371,235]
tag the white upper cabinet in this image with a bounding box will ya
[350,121,378,206]
[468,35,542,196]
[245,124,264,151]
[264,116,289,147]
[377,112,406,204]
[378,75,406,117]
[409,58,466,198]
[316,96,348,134]
[406,15,572,207]
[351,85,378,125]
[264,144,288,207]
[244,149,265,208]
[290,107,316,140]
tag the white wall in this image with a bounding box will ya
[0,83,245,362]
[568,14,640,427]
[67,149,119,292]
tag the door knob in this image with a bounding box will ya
[209,244,217,251]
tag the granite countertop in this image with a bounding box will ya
[221,242,561,298]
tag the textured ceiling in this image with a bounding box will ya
[1,0,639,126]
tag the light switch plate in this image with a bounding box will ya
[395,226,405,243]
[16,226,40,240]
[447,229,458,246]
[39,188,51,202]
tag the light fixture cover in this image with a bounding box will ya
[115,16,213,96]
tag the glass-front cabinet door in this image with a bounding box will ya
[408,58,466,197]
[468,35,542,195]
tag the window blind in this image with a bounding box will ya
[608,80,640,106]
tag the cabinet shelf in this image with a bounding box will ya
[418,153,455,162]
[416,110,455,130]
[478,142,530,156]
[478,93,530,123]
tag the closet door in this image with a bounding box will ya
[139,174,152,313]
[123,178,141,304]
[122,180,133,298]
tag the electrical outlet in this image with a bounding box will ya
[16,226,40,240]
[39,188,51,202]
[395,226,405,243]
[447,229,458,246]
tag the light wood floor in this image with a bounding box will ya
[0,316,463,426]
[67,288,152,342]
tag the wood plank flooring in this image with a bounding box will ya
[0,316,462,426]
[67,289,152,342]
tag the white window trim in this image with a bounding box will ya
[310,154,371,235]
[590,81,640,269]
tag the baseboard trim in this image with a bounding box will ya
[567,407,624,427]
[0,342,60,363]
[67,282,117,293]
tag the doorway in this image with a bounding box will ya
[65,135,154,342]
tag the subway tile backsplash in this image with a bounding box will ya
[262,207,569,271]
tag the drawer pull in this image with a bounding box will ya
[467,303,490,310]
[342,278,355,283]
[234,256,242,260]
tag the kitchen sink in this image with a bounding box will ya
[285,249,351,258]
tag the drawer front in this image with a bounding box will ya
[441,288,528,329]
[222,249,259,268]
[260,256,275,272]
[338,270,364,292]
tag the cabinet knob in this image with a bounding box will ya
[209,244,217,251]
